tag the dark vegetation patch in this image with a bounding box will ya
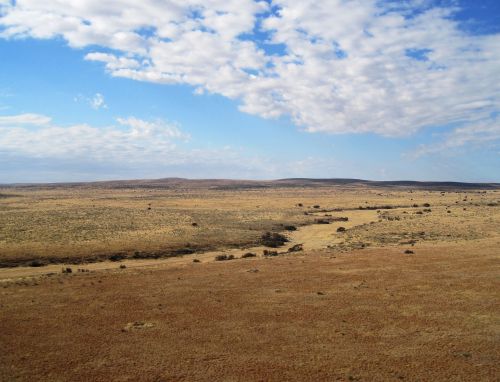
[315,219,330,224]
[215,254,235,261]
[29,259,46,267]
[260,232,288,248]
[288,244,303,252]
[358,205,394,210]
[241,252,257,258]
[337,227,346,232]
[263,249,278,257]
[283,225,297,231]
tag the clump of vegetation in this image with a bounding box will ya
[315,219,330,224]
[332,217,349,222]
[297,203,303,207]
[119,264,127,269]
[337,227,346,232]
[215,254,235,261]
[241,252,257,258]
[109,253,126,262]
[62,267,72,273]
[423,203,431,207]
[288,244,303,252]
[313,205,320,208]
[263,249,279,257]
[284,225,297,231]
[260,232,288,248]
[192,259,200,263]
[29,260,45,267]
[191,222,198,227]
[404,250,414,254]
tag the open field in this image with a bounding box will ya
[0,179,499,381]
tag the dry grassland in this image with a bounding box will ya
[0,182,499,381]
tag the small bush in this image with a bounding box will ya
[337,227,346,232]
[284,225,297,231]
[192,259,200,263]
[404,250,414,254]
[313,205,320,209]
[288,244,303,252]
[62,267,72,273]
[260,232,288,248]
[423,203,431,207]
[29,260,45,267]
[119,264,127,269]
[109,253,126,262]
[191,222,198,227]
[315,219,330,224]
[241,252,257,258]
[263,249,278,257]
[215,254,235,261]
[297,203,303,207]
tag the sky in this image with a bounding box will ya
[0,0,499,183]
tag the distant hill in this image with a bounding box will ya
[2,177,499,190]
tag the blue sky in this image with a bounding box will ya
[0,0,499,183]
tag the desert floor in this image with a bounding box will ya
[0,183,499,381]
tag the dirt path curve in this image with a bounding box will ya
[0,210,378,281]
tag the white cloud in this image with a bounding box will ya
[0,113,189,162]
[0,1,499,138]
[0,113,52,125]
[409,116,500,158]
[90,93,107,110]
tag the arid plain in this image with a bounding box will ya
[1,179,499,381]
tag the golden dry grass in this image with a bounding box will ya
[0,183,499,381]
[1,184,498,265]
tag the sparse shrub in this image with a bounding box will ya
[192,259,200,263]
[263,249,278,257]
[109,253,126,262]
[191,222,198,227]
[62,267,72,273]
[241,252,257,258]
[332,217,349,222]
[404,250,414,254]
[337,227,346,232]
[313,205,320,208]
[423,203,431,207]
[288,244,303,252]
[315,219,330,224]
[215,254,235,261]
[260,232,288,248]
[412,204,419,207]
[416,211,423,214]
[119,264,126,269]
[447,210,451,213]
[29,260,45,267]
[284,225,297,231]
[297,203,303,207]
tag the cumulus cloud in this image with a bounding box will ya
[90,93,107,110]
[409,116,500,158]
[0,113,189,162]
[0,0,499,138]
